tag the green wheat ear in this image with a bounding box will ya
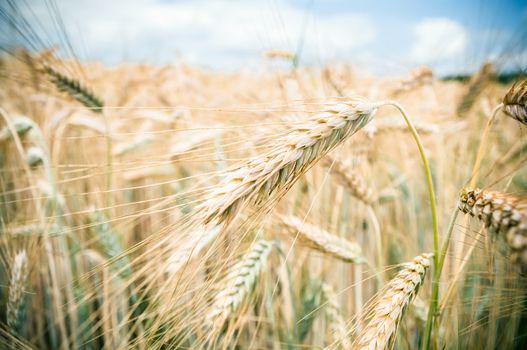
[44,66,104,113]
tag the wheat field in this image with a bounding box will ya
[1,6,527,349]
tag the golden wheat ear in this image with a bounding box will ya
[459,187,527,269]
[503,80,527,126]
[7,250,29,332]
[321,155,375,205]
[321,283,352,350]
[197,99,377,226]
[354,253,432,350]
[278,215,364,263]
[456,62,495,117]
[43,66,104,113]
[205,240,274,329]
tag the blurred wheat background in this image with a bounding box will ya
[0,0,527,349]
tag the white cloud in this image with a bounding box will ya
[410,18,468,64]
[23,0,376,69]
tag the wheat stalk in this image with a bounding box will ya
[459,187,527,268]
[44,66,104,113]
[206,240,274,327]
[279,215,364,263]
[354,253,432,350]
[7,250,29,331]
[502,79,527,126]
[197,99,377,226]
[321,283,351,350]
[322,156,375,205]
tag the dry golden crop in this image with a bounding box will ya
[1,7,527,350]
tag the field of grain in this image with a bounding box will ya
[0,44,527,349]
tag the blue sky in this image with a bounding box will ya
[3,0,527,75]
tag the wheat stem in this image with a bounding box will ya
[432,207,460,342]
[378,101,439,349]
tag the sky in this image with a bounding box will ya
[2,0,527,75]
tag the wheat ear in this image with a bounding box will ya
[44,66,104,113]
[502,79,527,126]
[7,250,29,331]
[322,156,375,205]
[391,66,433,96]
[198,99,377,226]
[89,210,133,278]
[321,283,351,350]
[355,253,432,350]
[264,49,296,61]
[206,240,274,327]
[459,187,527,268]
[0,116,34,143]
[279,215,364,263]
[456,62,495,117]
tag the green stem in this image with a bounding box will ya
[431,207,459,344]
[437,209,459,280]
[381,101,439,349]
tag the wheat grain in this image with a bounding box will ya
[0,116,34,143]
[354,253,432,350]
[321,283,351,350]
[264,49,295,61]
[279,215,364,263]
[391,66,433,96]
[89,209,133,278]
[26,146,45,167]
[322,156,375,205]
[502,80,527,126]
[44,66,104,113]
[456,62,495,117]
[206,240,274,327]
[459,187,527,268]
[197,99,377,226]
[7,250,29,331]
